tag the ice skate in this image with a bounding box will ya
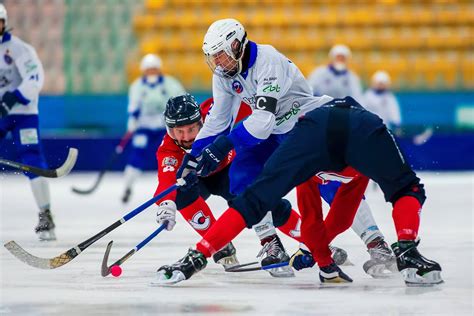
[329,245,352,266]
[363,237,397,278]
[319,263,353,284]
[121,188,132,204]
[391,240,443,286]
[151,248,207,286]
[257,234,294,278]
[35,209,56,241]
[213,242,239,269]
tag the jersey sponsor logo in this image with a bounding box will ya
[315,171,354,184]
[232,80,243,94]
[255,96,277,114]
[242,96,256,105]
[189,211,211,230]
[3,50,12,65]
[276,101,301,126]
[262,84,280,93]
[24,60,38,73]
[162,156,178,172]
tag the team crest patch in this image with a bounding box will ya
[232,80,243,94]
[189,211,211,230]
[4,50,12,65]
[162,156,178,172]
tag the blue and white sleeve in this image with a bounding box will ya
[14,44,44,104]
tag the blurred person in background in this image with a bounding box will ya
[363,71,401,133]
[0,4,55,240]
[121,54,186,203]
[307,44,363,102]
[363,71,433,146]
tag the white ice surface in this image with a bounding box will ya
[0,172,473,315]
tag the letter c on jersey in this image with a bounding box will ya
[255,96,277,114]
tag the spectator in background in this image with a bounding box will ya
[307,44,363,102]
[363,71,401,132]
[122,54,186,203]
[0,4,56,240]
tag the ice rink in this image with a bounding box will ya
[1,172,473,315]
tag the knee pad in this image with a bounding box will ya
[271,199,292,227]
[392,182,426,206]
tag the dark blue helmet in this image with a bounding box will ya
[164,94,201,128]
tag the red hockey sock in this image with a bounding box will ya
[392,196,421,240]
[180,197,216,237]
[196,208,246,258]
[277,209,303,242]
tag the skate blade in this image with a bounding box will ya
[363,261,396,279]
[339,258,354,266]
[150,270,186,286]
[320,276,353,284]
[402,269,444,286]
[267,266,295,278]
[217,255,240,269]
[37,230,56,241]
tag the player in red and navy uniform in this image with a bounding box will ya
[153,94,248,267]
[155,95,308,273]
[157,96,443,286]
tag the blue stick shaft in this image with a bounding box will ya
[123,184,178,222]
[136,224,167,251]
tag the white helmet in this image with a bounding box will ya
[140,54,162,72]
[371,70,391,87]
[202,18,248,79]
[0,4,7,30]
[329,44,352,59]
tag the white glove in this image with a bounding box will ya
[156,200,177,231]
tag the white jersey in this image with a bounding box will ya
[0,33,44,115]
[128,75,185,130]
[307,65,363,103]
[195,42,332,146]
[363,89,401,128]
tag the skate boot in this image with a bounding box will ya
[391,240,443,286]
[213,242,239,269]
[319,262,353,284]
[363,237,397,278]
[121,188,132,204]
[35,209,56,241]
[329,245,351,266]
[257,234,294,277]
[152,248,207,285]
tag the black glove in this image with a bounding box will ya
[176,154,199,191]
[0,91,18,118]
[196,135,233,177]
[289,248,315,271]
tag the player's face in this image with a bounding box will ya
[171,121,201,149]
[206,50,239,78]
[143,68,161,76]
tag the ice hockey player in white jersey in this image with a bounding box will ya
[307,44,363,102]
[363,70,401,131]
[121,54,185,203]
[0,4,56,240]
